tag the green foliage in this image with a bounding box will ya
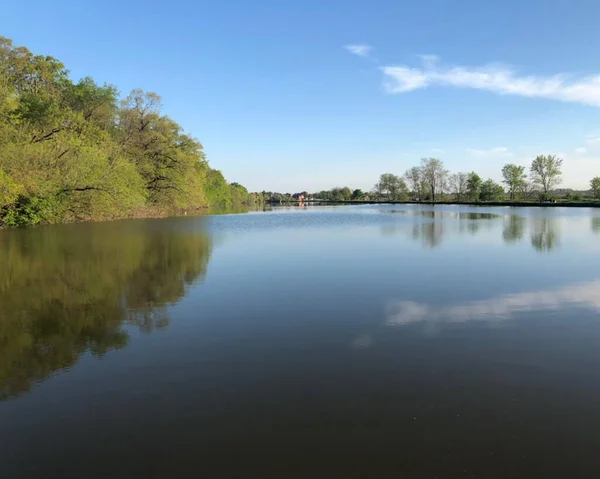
[0,36,249,227]
[502,164,527,200]
[480,179,505,201]
[373,173,408,201]
[204,169,231,205]
[419,158,448,203]
[352,189,365,200]
[229,182,249,204]
[466,172,482,201]
[530,155,563,194]
[313,187,353,201]
[404,167,424,200]
[591,177,600,199]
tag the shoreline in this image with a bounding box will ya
[291,200,600,208]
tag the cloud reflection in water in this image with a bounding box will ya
[386,280,600,326]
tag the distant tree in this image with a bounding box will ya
[502,164,527,200]
[374,173,408,201]
[520,181,538,200]
[420,158,448,203]
[591,177,600,199]
[480,179,505,201]
[449,172,469,201]
[404,167,423,200]
[530,155,563,196]
[340,186,352,201]
[466,172,482,201]
[352,189,364,200]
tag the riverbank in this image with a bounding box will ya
[313,200,600,208]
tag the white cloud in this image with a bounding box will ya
[575,147,587,154]
[381,57,600,107]
[431,148,445,153]
[466,146,512,156]
[587,136,600,144]
[344,44,372,57]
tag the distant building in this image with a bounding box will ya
[292,191,308,201]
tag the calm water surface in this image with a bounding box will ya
[1,205,600,478]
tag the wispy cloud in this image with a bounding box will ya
[575,147,587,154]
[431,148,445,154]
[381,56,600,107]
[344,44,372,57]
[587,136,600,144]
[466,147,512,157]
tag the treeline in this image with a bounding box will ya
[0,36,255,227]
[315,156,600,203]
[313,187,365,201]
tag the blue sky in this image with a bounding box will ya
[4,0,600,191]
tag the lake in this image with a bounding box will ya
[1,204,600,478]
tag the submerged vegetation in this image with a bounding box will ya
[0,36,255,227]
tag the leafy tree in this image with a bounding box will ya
[590,177,600,199]
[530,155,563,196]
[449,172,469,201]
[502,164,527,200]
[420,158,448,203]
[340,186,352,201]
[404,167,423,200]
[374,173,408,201]
[466,172,482,201]
[0,36,250,227]
[229,182,250,204]
[351,189,364,200]
[480,179,505,201]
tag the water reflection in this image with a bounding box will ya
[383,209,501,221]
[0,220,212,400]
[386,280,600,327]
[502,215,526,244]
[411,220,445,248]
[379,207,566,252]
[530,217,560,253]
[592,217,600,234]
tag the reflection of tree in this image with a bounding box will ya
[502,215,526,244]
[530,217,560,253]
[0,221,212,399]
[412,211,445,248]
[592,217,600,234]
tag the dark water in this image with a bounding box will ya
[1,205,600,478]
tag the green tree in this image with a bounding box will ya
[420,158,448,203]
[374,173,408,201]
[340,186,353,201]
[502,164,527,200]
[466,172,482,201]
[590,177,600,199]
[404,167,423,200]
[480,179,505,201]
[449,172,469,201]
[0,36,251,227]
[229,182,249,204]
[351,189,364,200]
[530,155,563,196]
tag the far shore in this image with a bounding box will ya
[269,200,600,208]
